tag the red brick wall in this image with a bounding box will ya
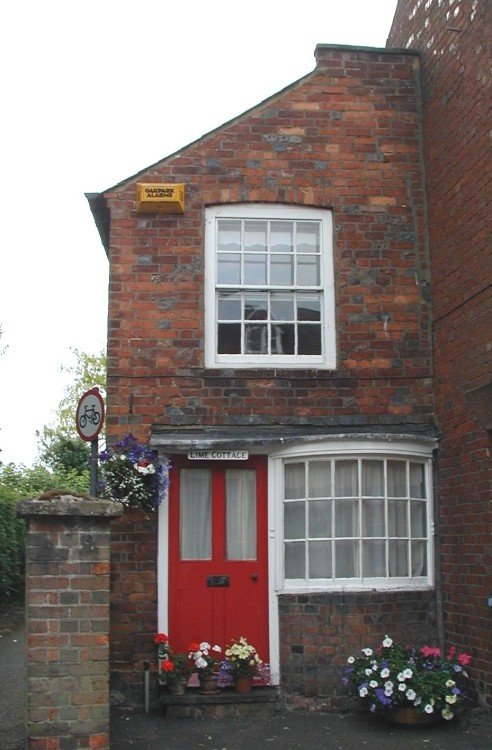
[388,0,492,707]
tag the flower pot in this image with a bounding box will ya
[168,677,188,695]
[381,706,439,725]
[234,676,253,694]
[199,675,219,694]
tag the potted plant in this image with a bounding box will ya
[155,633,192,694]
[99,434,169,513]
[188,641,222,693]
[343,634,471,724]
[224,636,262,693]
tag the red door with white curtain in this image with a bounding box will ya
[168,456,269,664]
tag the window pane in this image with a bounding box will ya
[297,294,321,321]
[389,540,409,576]
[284,501,305,539]
[226,470,256,560]
[270,221,293,253]
[285,541,305,578]
[271,324,295,355]
[218,323,241,354]
[335,500,359,536]
[335,461,358,497]
[245,323,268,354]
[411,541,427,576]
[296,223,320,253]
[244,254,267,285]
[285,463,305,499]
[218,292,241,320]
[270,254,294,285]
[362,461,384,496]
[362,498,385,537]
[309,541,332,578]
[410,501,426,537]
[244,294,268,320]
[244,220,267,252]
[363,540,386,577]
[388,461,407,497]
[308,499,332,538]
[180,469,211,560]
[297,255,320,286]
[388,499,408,537]
[218,220,240,252]
[218,253,241,284]
[309,461,331,498]
[335,540,359,577]
[298,324,321,355]
[410,463,426,498]
[271,293,294,321]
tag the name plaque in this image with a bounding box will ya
[188,449,249,461]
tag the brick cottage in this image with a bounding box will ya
[87,0,490,710]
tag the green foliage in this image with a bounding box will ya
[0,487,25,599]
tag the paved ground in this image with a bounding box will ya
[1,606,491,750]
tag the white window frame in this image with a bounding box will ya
[204,204,336,369]
[269,439,435,594]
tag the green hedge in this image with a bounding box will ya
[0,488,26,599]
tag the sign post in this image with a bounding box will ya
[76,388,105,496]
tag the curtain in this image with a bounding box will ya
[180,469,212,560]
[226,469,257,560]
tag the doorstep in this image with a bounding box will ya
[159,686,280,718]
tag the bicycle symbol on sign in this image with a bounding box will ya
[79,404,101,429]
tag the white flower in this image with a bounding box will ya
[445,694,457,704]
[384,680,393,690]
[445,679,455,688]
[370,680,378,688]
[347,656,355,664]
[372,663,378,671]
[384,688,393,697]
[414,696,422,706]
[442,707,454,720]
[199,642,210,651]
[398,683,407,692]
[382,636,393,648]
[359,687,368,697]
[406,689,416,701]
[380,668,390,678]
[362,648,373,656]
[365,669,373,676]
[195,657,207,669]
[424,704,434,714]
[119,454,126,460]
[212,644,222,653]
[397,672,405,682]
[402,668,413,679]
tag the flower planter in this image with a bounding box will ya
[168,677,188,695]
[234,676,253,694]
[199,676,219,694]
[381,706,440,725]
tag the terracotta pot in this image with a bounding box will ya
[382,706,439,725]
[199,675,218,694]
[234,676,253,694]
[168,677,188,695]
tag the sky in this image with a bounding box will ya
[0,0,398,466]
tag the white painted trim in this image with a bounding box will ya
[157,481,169,635]
[204,203,336,369]
[267,455,281,685]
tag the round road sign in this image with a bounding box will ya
[76,389,105,441]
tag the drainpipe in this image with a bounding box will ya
[432,449,445,651]
[144,661,150,714]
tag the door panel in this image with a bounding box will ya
[168,456,269,665]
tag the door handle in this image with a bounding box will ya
[251,573,258,581]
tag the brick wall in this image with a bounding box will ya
[279,590,436,709]
[18,496,122,750]
[388,0,492,707]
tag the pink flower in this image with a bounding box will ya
[154,633,169,644]
[458,652,472,666]
[447,646,456,660]
[420,645,441,658]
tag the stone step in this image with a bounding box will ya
[160,686,280,718]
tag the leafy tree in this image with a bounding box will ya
[37,347,106,475]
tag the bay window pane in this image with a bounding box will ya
[309,461,331,498]
[218,323,241,354]
[296,223,320,253]
[218,220,240,252]
[285,463,305,499]
[270,221,293,253]
[245,323,267,354]
[244,294,268,320]
[362,540,386,577]
[335,540,359,577]
[411,500,426,537]
[389,540,409,576]
[335,499,359,536]
[297,293,321,321]
[388,461,407,497]
[410,463,426,498]
[297,255,320,286]
[285,541,305,578]
[308,499,332,538]
[362,498,385,537]
[362,460,384,496]
[284,502,305,539]
[271,293,294,321]
[411,541,427,576]
[271,324,295,355]
[298,324,321,355]
[335,461,358,497]
[309,541,332,578]
[244,254,267,285]
[388,498,408,537]
[270,254,294,285]
[218,292,241,320]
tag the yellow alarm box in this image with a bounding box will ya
[136,183,185,214]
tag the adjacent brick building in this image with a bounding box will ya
[87,0,489,710]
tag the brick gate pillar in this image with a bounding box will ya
[17,494,123,750]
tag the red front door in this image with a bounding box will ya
[168,456,269,664]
